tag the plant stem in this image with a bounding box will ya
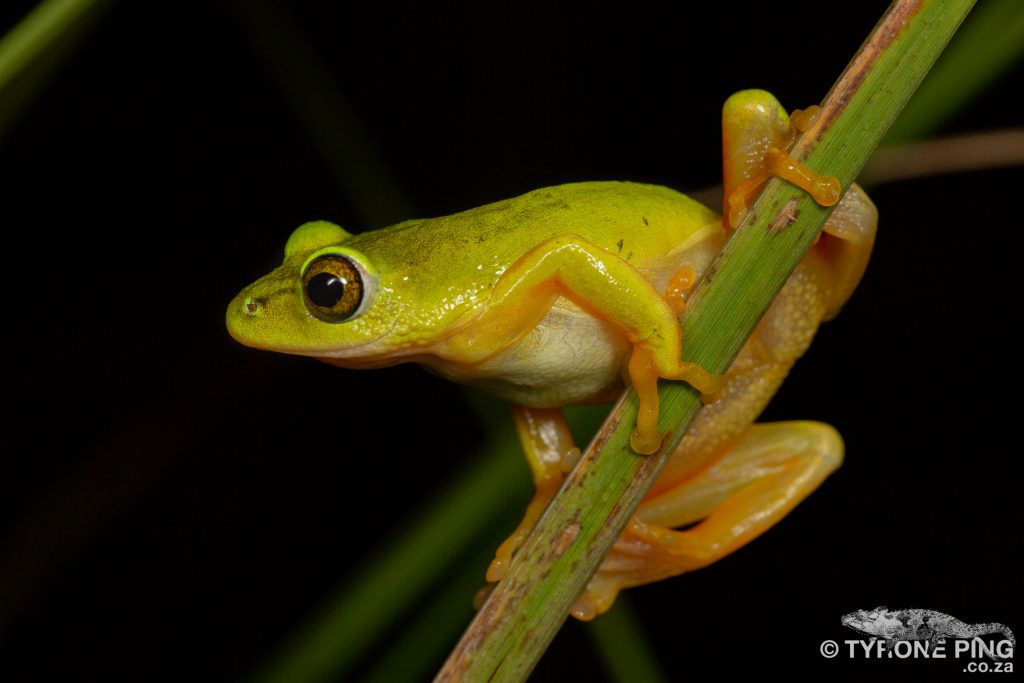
[435,2,974,681]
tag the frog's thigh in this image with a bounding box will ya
[571,421,842,620]
[473,235,720,454]
[486,406,578,582]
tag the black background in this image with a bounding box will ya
[0,2,1020,681]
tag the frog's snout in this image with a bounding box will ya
[225,290,266,347]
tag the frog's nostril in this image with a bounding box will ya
[244,298,262,315]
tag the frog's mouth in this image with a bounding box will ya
[225,286,395,359]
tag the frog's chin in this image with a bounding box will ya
[233,333,403,365]
[314,344,440,370]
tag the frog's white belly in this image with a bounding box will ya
[423,230,723,407]
[425,299,631,407]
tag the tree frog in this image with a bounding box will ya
[226,90,876,620]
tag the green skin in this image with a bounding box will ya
[226,181,722,408]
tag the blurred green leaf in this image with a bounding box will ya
[359,530,502,683]
[885,0,1024,143]
[0,0,108,141]
[586,598,668,683]
[249,393,530,683]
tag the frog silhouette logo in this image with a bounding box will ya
[842,606,1015,660]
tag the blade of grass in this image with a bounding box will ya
[248,394,530,683]
[0,0,108,140]
[436,2,974,680]
[586,598,667,683]
[884,0,1024,144]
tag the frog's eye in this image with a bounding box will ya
[300,254,370,322]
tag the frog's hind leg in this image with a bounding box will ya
[485,406,579,582]
[571,420,842,620]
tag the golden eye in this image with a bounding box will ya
[301,254,364,322]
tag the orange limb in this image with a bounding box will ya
[572,421,844,620]
[628,345,722,454]
[486,406,578,582]
[789,105,820,132]
[663,265,696,317]
[765,148,841,207]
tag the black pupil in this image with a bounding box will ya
[307,272,345,308]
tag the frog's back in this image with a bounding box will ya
[348,181,719,275]
[463,181,719,264]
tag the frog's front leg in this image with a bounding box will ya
[571,420,843,620]
[486,406,578,582]
[441,235,722,454]
[721,89,841,229]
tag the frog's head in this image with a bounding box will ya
[226,220,403,366]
